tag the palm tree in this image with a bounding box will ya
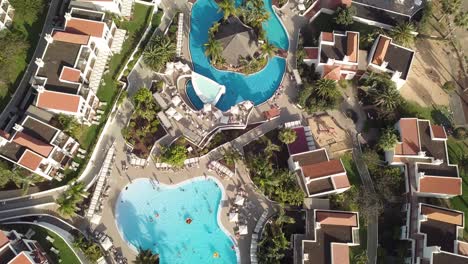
[217,0,236,20]
[262,138,281,157]
[223,147,242,166]
[369,85,401,113]
[275,206,295,226]
[204,38,223,64]
[56,195,78,218]
[260,41,277,59]
[142,36,175,71]
[314,79,339,99]
[67,181,88,203]
[208,22,221,37]
[133,248,159,264]
[446,11,468,38]
[278,128,297,144]
[390,22,415,47]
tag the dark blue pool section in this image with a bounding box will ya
[188,0,289,111]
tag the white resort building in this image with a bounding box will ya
[70,0,134,17]
[31,7,126,124]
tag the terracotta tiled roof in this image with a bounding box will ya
[302,159,345,179]
[316,211,358,226]
[13,132,53,157]
[304,47,319,60]
[323,65,342,81]
[372,35,391,65]
[458,241,468,256]
[0,231,9,249]
[421,205,463,226]
[9,252,34,264]
[36,91,81,113]
[419,176,462,196]
[331,244,350,264]
[60,67,81,83]
[399,118,420,155]
[322,32,334,42]
[332,174,350,189]
[66,18,105,38]
[52,31,90,45]
[263,107,280,120]
[0,129,10,139]
[346,32,358,63]
[431,125,447,139]
[18,150,43,171]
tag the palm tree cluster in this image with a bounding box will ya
[237,0,269,35]
[73,233,103,262]
[247,137,304,205]
[122,88,161,151]
[57,181,88,218]
[257,207,295,263]
[360,73,402,117]
[217,0,237,21]
[333,5,356,27]
[133,248,160,264]
[297,78,342,113]
[142,35,176,71]
[390,22,415,47]
[278,128,297,145]
[0,161,43,194]
[204,37,224,66]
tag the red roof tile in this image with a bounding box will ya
[36,91,81,113]
[322,32,334,42]
[399,119,420,155]
[13,132,53,157]
[66,18,105,38]
[332,244,350,264]
[419,176,462,196]
[316,211,358,226]
[52,31,90,45]
[332,174,350,189]
[431,125,447,139]
[421,204,463,225]
[18,150,43,171]
[263,107,280,120]
[323,65,342,81]
[60,67,81,83]
[302,159,345,179]
[372,35,391,65]
[9,252,34,264]
[304,47,319,60]
[0,231,9,249]
[346,32,358,63]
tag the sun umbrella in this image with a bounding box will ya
[203,103,212,112]
[165,107,177,117]
[239,225,248,235]
[229,212,239,222]
[234,195,245,206]
[171,96,182,106]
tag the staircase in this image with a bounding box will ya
[121,0,134,17]
[111,29,126,54]
[89,49,110,92]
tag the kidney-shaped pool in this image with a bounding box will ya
[115,177,238,263]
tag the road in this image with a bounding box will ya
[0,0,63,127]
[352,134,378,264]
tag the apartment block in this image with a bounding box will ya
[31,7,126,124]
[70,0,134,17]
[0,229,49,264]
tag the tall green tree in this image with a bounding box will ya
[204,38,223,65]
[377,128,398,151]
[57,114,80,138]
[217,0,237,20]
[142,35,175,71]
[57,195,78,218]
[260,41,278,59]
[9,0,45,24]
[368,84,401,112]
[314,79,340,99]
[278,128,297,144]
[390,22,415,47]
[133,248,160,264]
[333,6,356,26]
[223,147,242,166]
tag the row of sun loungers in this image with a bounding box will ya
[175,13,184,57]
[155,162,173,170]
[251,210,269,264]
[208,160,235,178]
[184,157,199,167]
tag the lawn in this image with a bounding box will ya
[0,223,80,264]
[97,3,153,102]
[341,152,362,186]
[447,138,468,238]
[0,0,48,110]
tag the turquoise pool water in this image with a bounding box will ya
[115,178,238,264]
[188,0,289,111]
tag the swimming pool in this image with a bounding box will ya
[188,0,289,111]
[115,178,238,264]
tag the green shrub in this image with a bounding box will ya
[442,81,456,92]
[454,127,467,140]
